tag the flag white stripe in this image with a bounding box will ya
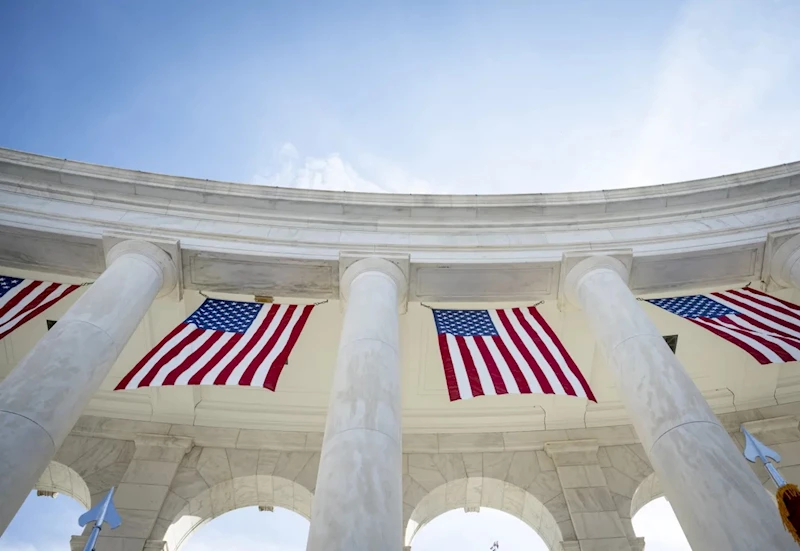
[712,292,800,338]
[197,307,272,385]
[696,318,783,363]
[0,280,37,326]
[174,331,239,385]
[0,282,52,328]
[224,305,288,385]
[489,311,543,394]
[149,330,216,386]
[741,289,800,313]
[483,335,520,394]
[250,306,306,387]
[504,308,566,395]
[0,283,73,334]
[521,308,586,398]
[446,333,474,400]
[723,316,800,358]
[464,337,497,395]
[126,324,197,388]
[0,280,30,312]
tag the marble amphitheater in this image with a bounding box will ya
[1,147,800,551]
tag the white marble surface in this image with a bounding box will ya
[307,259,404,551]
[567,256,796,550]
[0,241,173,533]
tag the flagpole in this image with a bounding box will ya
[82,487,114,551]
[78,487,122,551]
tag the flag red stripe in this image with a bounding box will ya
[161,330,225,385]
[115,323,188,390]
[529,307,595,401]
[263,305,314,391]
[513,308,574,395]
[720,318,794,362]
[474,336,508,395]
[240,305,297,386]
[187,332,244,385]
[491,335,531,394]
[8,282,61,323]
[438,334,461,401]
[496,309,554,394]
[0,285,79,340]
[732,314,800,353]
[456,336,485,398]
[138,328,205,388]
[692,318,770,364]
[0,280,42,321]
[213,305,278,385]
[742,287,800,313]
[729,289,800,321]
[713,292,800,336]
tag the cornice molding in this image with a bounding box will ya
[1,147,799,231]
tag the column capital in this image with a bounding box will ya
[560,252,632,309]
[104,236,180,298]
[339,253,409,310]
[767,231,800,289]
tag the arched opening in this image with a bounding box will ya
[406,478,562,551]
[0,462,89,550]
[632,497,690,551]
[162,475,313,551]
[631,473,689,550]
[411,507,550,550]
[181,506,309,551]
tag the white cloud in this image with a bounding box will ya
[252,143,437,194]
[624,0,800,187]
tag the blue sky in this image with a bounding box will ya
[0,0,796,549]
[1,0,798,194]
[0,491,689,551]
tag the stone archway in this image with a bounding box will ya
[34,461,91,510]
[630,472,663,520]
[405,477,562,550]
[161,474,313,551]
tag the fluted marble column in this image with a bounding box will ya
[306,258,406,551]
[564,255,795,551]
[0,240,177,533]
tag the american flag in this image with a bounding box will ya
[116,298,314,390]
[432,306,595,401]
[647,287,800,365]
[0,276,80,340]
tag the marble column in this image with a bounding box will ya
[563,255,795,550]
[306,258,406,551]
[0,240,177,533]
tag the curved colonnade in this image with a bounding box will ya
[0,148,799,550]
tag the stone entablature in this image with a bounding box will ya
[1,148,799,302]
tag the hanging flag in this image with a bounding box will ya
[647,287,800,365]
[432,306,595,401]
[116,298,314,390]
[0,276,80,340]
